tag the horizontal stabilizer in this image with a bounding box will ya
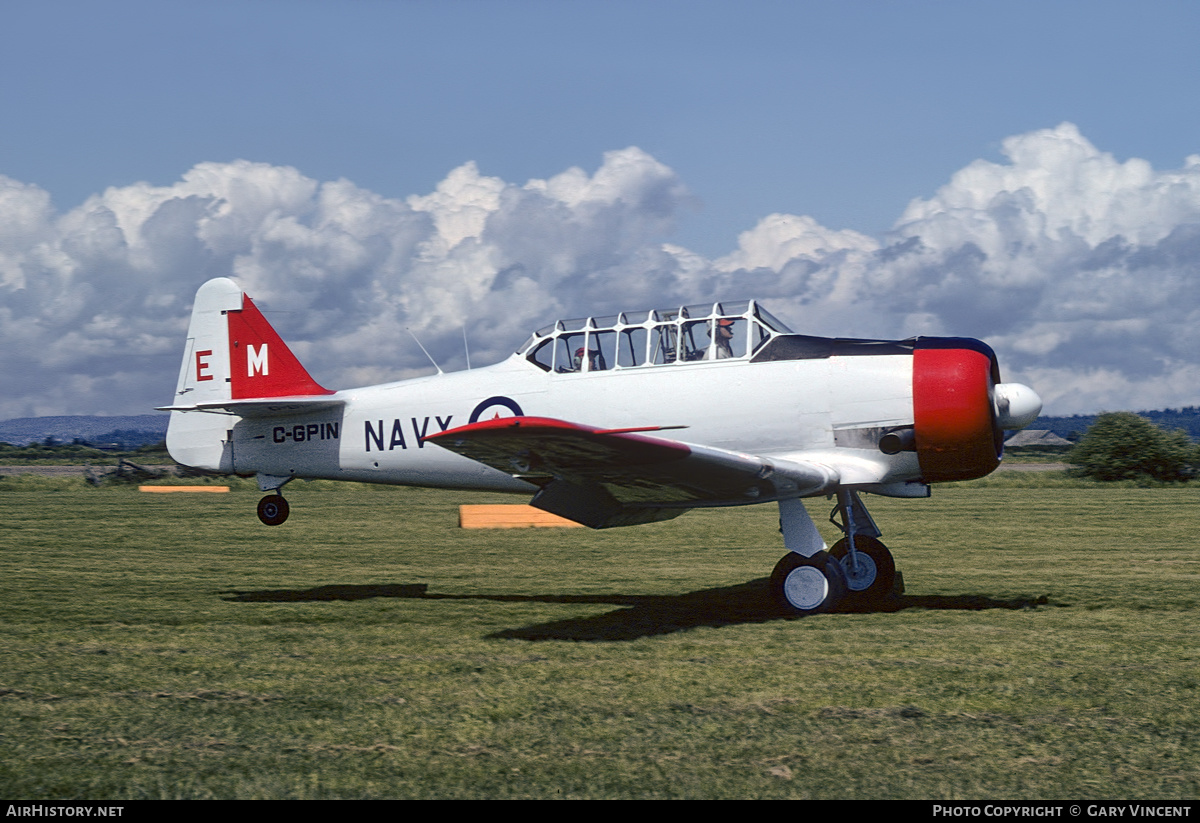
[158,395,345,418]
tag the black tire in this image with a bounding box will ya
[829,535,896,607]
[257,494,290,526]
[769,550,847,615]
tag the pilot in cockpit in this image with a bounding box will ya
[709,319,736,359]
[573,347,605,372]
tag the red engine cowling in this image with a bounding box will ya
[912,341,1003,483]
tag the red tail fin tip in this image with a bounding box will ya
[227,295,333,399]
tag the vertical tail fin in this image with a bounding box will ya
[162,278,331,469]
[168,277,332,405]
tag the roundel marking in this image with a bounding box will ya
[468,396,525,424]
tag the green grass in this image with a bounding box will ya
[2,481,1199,798]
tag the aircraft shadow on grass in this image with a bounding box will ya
[220,582,1055,642]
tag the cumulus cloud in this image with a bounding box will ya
[876,123,1200,411]
[2,125,1199,418]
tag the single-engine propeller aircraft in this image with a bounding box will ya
[161,277,1042,615]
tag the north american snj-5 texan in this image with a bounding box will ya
[160,277,1042,616]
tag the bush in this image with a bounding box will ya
[1068,412,1198,482]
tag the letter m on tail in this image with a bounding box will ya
[247,343,269,377]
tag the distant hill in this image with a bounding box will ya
[1030,407,1200,442]
[0,415,169,448]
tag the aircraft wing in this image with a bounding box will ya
[426,416,838,528]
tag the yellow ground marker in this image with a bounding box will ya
[138,486,230,493]
[459,504,584,528]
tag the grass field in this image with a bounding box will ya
[1,474,1198,799]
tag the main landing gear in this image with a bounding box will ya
[255,473,293,526]
[770,489,898,615]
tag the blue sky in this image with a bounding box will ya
[3,0,1200,417]
[8,0,1198,253]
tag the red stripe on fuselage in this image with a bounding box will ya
[912,347,1000,483]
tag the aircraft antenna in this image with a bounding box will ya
[407,328,443,375]
[462,326,472,370]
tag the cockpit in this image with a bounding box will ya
[518,300,793,373]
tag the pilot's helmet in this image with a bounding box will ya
[709,318,736,337]
[573,347,585,369]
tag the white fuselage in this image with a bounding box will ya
[224,351,920,494]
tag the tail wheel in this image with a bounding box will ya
[829,535,896,607]
[257,494,289,526]
[769,551,847,615]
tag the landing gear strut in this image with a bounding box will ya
[827,489,897,608]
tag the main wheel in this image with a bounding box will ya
[257,494,290,526]
[769,550,847,615]
[829,535,896,608]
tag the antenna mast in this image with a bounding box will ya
[407,329,443,375]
